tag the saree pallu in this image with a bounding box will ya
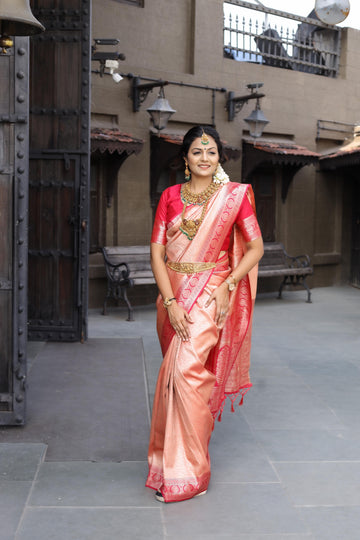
[146,183,260,502]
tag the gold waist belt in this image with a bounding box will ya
[167,261,216,274]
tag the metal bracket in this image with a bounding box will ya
[131,77,168,112]
[226,89,265,122]
[0,114,27,124]
[0,167,14,175]
[0,279,12,290]
[0,394,12,404]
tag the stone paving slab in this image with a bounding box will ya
[253,428,360,462]
[161,483,308,537]
[0,481,33,540]
[21,459,309,538]
[299,506,360,540]
[210,413,278,483]
[0,443,46,481]
[0,444,46,539]
[28,461,156,508]
[243,379,343,431]
[165,533,315,540]
[273,461,360,507]
[0,339,150,462]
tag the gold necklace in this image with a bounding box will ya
[181,181,220,205]
[180,181,221,240]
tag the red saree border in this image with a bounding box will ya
[207,284,255,420]
[146,465,211,503]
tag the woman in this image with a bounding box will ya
[146,126,263,503]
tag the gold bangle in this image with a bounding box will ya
[163,297,176,308]
[225,274,237,291]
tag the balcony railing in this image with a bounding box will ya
[224,1,341,77]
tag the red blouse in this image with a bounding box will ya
[151,184,261,251]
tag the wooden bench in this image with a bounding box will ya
[101,246,155,321]
[101,242,313,319]
[258,242,313,303]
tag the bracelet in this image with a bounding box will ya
[163,297,176,308]
[225,274,237,291]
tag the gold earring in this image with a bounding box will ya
[184,160,191,181]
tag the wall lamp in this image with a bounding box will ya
[91,38,125,82]
[132,77,176,131]
[121,73,226,130]
[227,83,269,138]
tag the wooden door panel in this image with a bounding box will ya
[30,41,56,107]
[31,38,81,108]
[28,0,90,342]
[250,170,276,242]
[30,36,82,150]
[0,174,12,278]
[0,293,12,397]
[28,155,79,332]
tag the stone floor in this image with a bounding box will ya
[1,285,360,539]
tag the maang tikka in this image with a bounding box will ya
[201,130,210,145]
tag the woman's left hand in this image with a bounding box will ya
[205,282,230,326]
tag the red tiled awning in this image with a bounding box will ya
[244,139,319,165]
[157,132,183,145]
[91,128,144,156]
[243,139,320,201]
[320,133,360,170]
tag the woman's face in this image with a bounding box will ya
[186,136,219,179]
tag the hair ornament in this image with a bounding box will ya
[201,130,210,145]
[212,163,230,185]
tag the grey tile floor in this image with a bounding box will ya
[1,285,360,539]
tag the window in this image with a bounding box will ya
[113,0,144,6]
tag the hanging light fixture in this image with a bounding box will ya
[146,87,176,132]
[227,83,269,138]
[244,97,269,138]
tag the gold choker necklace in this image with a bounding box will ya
[180,181,221,240]
[181,181,220,206]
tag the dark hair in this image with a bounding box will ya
[181,125,225,162]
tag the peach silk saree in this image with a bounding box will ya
[146,182,261,502]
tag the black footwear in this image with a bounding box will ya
[155,489,207,503]
[155,490,165,502]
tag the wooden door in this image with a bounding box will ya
[28,154,83,338]
[28,0,91,341]
[249,168,276,242]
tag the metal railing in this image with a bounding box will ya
[224,1,341,77]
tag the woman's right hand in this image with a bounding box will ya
[167,302,193,341]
